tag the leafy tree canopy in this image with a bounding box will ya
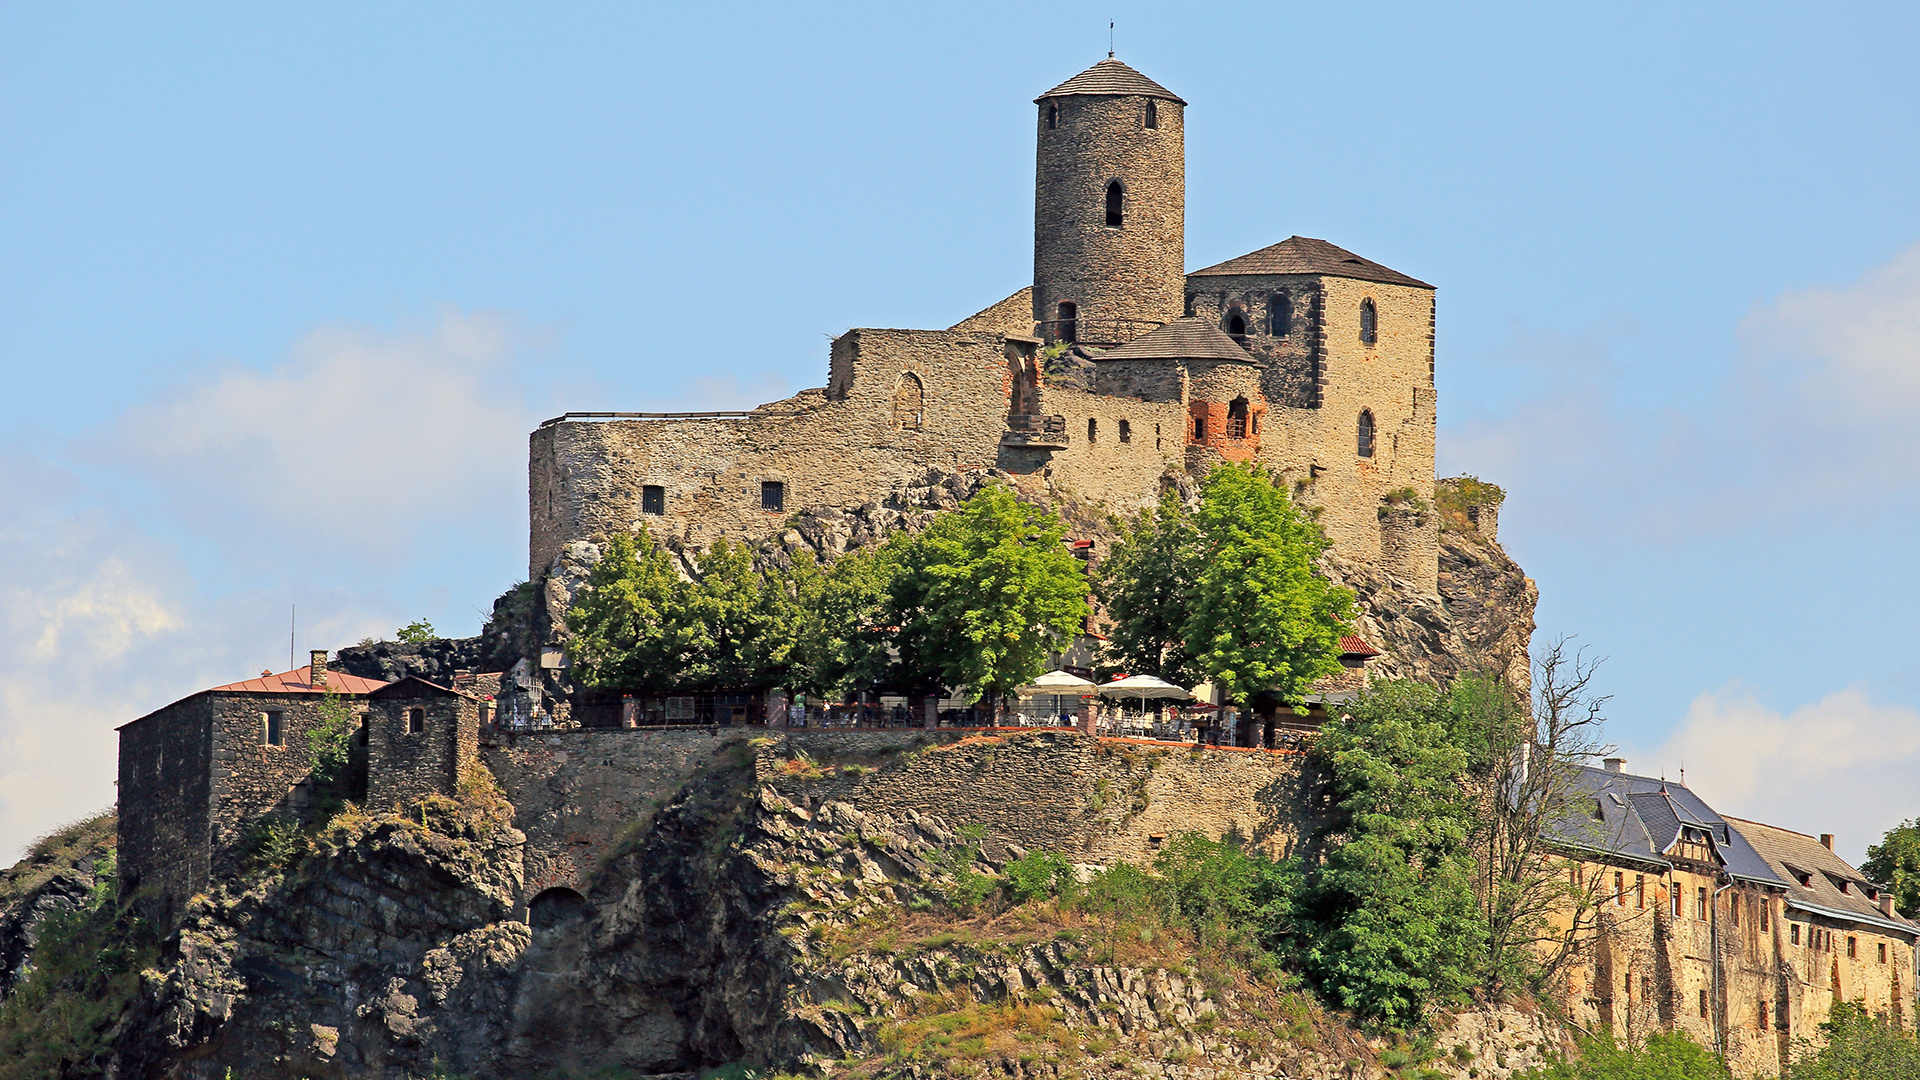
[566,529,686,694]
[1862,818,1920,921]
[1095,489,1201,685]
[1786,1001,1920,1080]
[1513,1032,1731,1080]
[395,618,437,643]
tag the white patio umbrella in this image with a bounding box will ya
[1098,674,1191,720]
[1015,670,1098,723]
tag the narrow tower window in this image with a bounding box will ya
[1056,302,1077,345]
[1105,181,1124,228]
[1360,298,1378,344]
[1118,419,1131,443]
[1269,292,1291,336]
[1087,418,1098,442]
[1046,102,1058,130]
[1145,100,1158,129]
[1357,409,1375,458]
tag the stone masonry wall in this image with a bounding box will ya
[1035,384,1186,511]
[367,686,482,812]
[208,692,346,860]
[1034,93,1185,340]
[529,330,1027,578]
[482,727,1319,911]
[117,697,213,927]
[949,286,1035,337]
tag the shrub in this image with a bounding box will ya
[1004,850,1077,903]
[1512,1032,1730,1080]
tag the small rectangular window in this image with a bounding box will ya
[761,481,784,511]
[641,485,665,515]
[1761,900,1769,931]
[262,711,284,747]
[1616,871,1626,906]
[1698,886,1708,921]
[1792,923,1801,945]
[1636,874,1646,909]
[1672,884,1682,918]
[1699,989,1709,1018]
[1759,1001,1769,1030]
[1118,419,1131,443]
[1880,942,1888,963]
[1193,416,1206,441]
[1848,935,1857,958]
[1145,99,1158,129]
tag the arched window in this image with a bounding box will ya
[1046,102,1058,130]
[1056,301,1077,344]
[1225,310,1247,339]
[1269,292,1290,336]
[1228,397,1249,439]
[892,372,925,430]
[1145,100,1158,129]
[1359,298,1377,344]
[1105,180,1124,228]
[1357,409,1375,458]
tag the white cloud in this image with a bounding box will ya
[1633,686,1920,866]
[86,308,539,574]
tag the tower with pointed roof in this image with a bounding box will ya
[1033,57,1186,348]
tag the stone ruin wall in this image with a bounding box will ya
[529,329,1029,579]
[481,727,1320,912]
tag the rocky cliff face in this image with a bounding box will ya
[73,745,1565,1080]
[0,813,115,1001]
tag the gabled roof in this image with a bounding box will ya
[1338,636,1380,659]
[206,665,388,695]
[1093,317,1256,364]
[367,675,486,702]
[1726,817,1920,939]
[1188,236,1433,289]
[1036,58,1186,105]
[1544,766,1780,884]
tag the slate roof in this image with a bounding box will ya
[1727,817,1920,939]
[1036,58,1186,105]
[205,665,388,695]
[1093,317,1256,364]
[1189,236,1433,289]
[1544,765,1781,884]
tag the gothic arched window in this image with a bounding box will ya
[1357,409,1376,458]
[892,372,925,431]
[1105,181,1124,227]
[1269,292,1290,336]
[1359,298,1378,344]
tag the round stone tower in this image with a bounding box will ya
[1033,57,1186,348]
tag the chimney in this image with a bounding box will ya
[1881,893,1897,916]
[1603,757,1625,773]
[310,649,329,689]
[1819,834,1834,851]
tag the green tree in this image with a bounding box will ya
[1862,819,1920,921]
[565,529,685,693]
[786,547,893,698]
[676,538,795,691]
[1301,680,1486,1027]
[1786,1001,1920,1080]
[306,689,358,815]
[396,618,437,643]
[887,485,1090,709]
[1095,489,1201,684]
[1185,463,1354,707]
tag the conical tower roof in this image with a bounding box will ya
[1035,57,1186,105]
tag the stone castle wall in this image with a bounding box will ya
[480,727,1319,910]
[117,698,214,928]
[1034,93,1185,340]
[529,330,1032,577]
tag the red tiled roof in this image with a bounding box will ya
[1339,636,1380,658]
[205,665,388,695]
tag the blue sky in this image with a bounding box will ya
[4,2,1919,863]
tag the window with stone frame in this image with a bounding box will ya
[892,372,925,430]
[1360,298,1378,344]
[761,481,785,511]
[1269,292,1291,336]
[1227,397,1250,439]
[262,710,284,747]
[1145,99,1158,129]
[641,485,665,516]
[1105,180,1124,227]
[1225,309,1247,340]
[1193,415,1206,442]
[407,707,425,735]
[1357,409,1375,458]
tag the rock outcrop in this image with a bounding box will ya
[0,812,114,1001]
